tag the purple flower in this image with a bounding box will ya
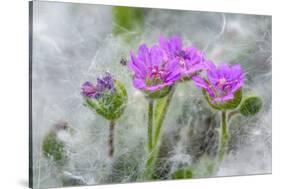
[181,47,206,77]
[158,35,183,61]
[192,61,245,103]
[158,35,206,78]
[129,44,181,91]
[81,81,98,98]
[81,73,115,99]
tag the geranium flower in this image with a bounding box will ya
[158,35,206,78]
[129,44,181,92]
[81,73,115,99]
[192,61,245,103]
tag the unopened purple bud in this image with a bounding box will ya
[81,81,97,98]
[81,73,115,99]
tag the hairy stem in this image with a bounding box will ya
[218,110,228,162]
[154,87,175,146]
[148,99,154,152]
[205,111,229,176]
[108,121,115,158]
[143,147,158,179]
[143,87,176,180]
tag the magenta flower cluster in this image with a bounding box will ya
[128,35,245,103]
[129,36,205,92]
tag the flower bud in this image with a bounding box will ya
[82,74,128,121]
[240,96,262,116]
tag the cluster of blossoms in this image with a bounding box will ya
[78,34,261,178]
[81,73,115,99]
[129,35,245,103]
[81,35,245,104]
[78,35,260,173]
[129,36,206,92]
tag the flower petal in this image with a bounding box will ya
[129,52,147,77]
[150,45,164,66]
[138,44,150,66]
[133,77,146,89]
[213,93,234,103]
[142,82,171,92]
[192,76,215,97]
[170,36,182,52]
[159,35,169,51]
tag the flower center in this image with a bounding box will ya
[149,66,164,79]
[213,78,236,99]
[178,50,186,58]
[218,78,226,85]
[179,58,185,67]
[146,66,165,86]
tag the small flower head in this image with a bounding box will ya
[129,44,181,95]
[81,73,127,120]
[193,61,245,106]
[81,73,115,99]
[158,35,206,78]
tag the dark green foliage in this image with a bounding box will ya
[171,168,193,179]
[240,96,262,116]
[42,132,67,166]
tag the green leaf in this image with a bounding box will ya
[153,87,176,145]
[203,89,242,110]
[173,155,218,179]
[42,132,67,166]
[85,80,128,121]
[112,6,144,36]
[154,96,169,123]
[171,168,193,179]
[240,96,262,116]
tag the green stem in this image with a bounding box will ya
[143,87,176,180]
[154,87,176,146]
[148,99,154,152]
[202,111,229,177]
[143,147,158,179]
[218,110,228,162]
[143,99,154,179]
[108,121,115,158]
